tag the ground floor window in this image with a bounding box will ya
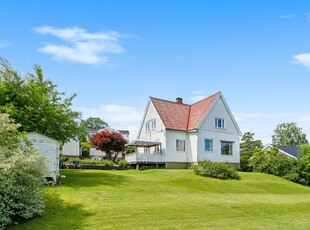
[176,140,185,151]
[205,139,213,151]
[221,141,233,155]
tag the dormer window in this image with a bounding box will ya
[215,118,225,128]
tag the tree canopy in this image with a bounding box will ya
[90,129,127,162]
[0,57,84,143]
[272,122,308,146]
[81,117,108,130]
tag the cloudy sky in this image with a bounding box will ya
[1,0,310,143]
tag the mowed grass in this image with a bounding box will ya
[9,169,310,230]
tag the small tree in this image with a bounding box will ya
[90,129,127,162]
[272,122,308,146]
[240,132,263,171]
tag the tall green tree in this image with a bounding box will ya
[81,117,108,130]
[0,57,84,143]
[272,122,308,146]
[240,132,263,171]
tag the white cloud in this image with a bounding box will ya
[0,42,12,48]
[33,26,128,65]
[191,95,206,102]
[234,112,310,145]
[292,53,310,67]
[280,14,295,19]
[77,104,143,140]
[193,90,204,95]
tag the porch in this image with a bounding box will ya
[125,139,166,168]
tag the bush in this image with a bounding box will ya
[118,160,128,168]
[0,113,47,228]
[194,160,240,180]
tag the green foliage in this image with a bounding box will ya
[0,57,85,143]
[125,146,135,155]
[60,157,113,166]
[118,160,128,168]
[0,113,47,228]
[272,122,308,146]
[239,132,263,171]
[194,160,240,180]
[80,117,108,130]
[81,141,91,157]
[249,145,310,186]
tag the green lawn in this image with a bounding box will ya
[9,169,310,230]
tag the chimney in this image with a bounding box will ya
[176,97,183,104]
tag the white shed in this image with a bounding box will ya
[26,133,59,182]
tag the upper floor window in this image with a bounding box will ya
[176,140,186,151]
[215,118,225,128]
[146,119,156,132]
[205,139,213,151]
[221,141,233,155]
[151,119,156,130]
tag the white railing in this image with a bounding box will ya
[125,153,166,163]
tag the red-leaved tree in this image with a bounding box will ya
[90,129,128,162]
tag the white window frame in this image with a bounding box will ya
[205,139,213,152]
[215,117,225,129]
[176,139,186,152]
[151,119,156,130]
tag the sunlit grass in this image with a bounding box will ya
[9,169,310,230]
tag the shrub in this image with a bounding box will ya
[0,113,47,228]
[118,160,128,168]
[194,160,240,180]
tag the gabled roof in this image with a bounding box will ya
[278,145,302,158]
[150,92,221,131]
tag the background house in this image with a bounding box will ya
[263,144,302,159]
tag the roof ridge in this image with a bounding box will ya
[150,96,191,106]
[190,91,221,106]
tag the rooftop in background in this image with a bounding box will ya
[278,145,302,159]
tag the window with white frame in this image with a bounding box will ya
[221,141,233,155]
[151,119,156,130]
[205,139,213,151]
[146,119,156,132]
[145,122,150,132]
[176,140,185,151]
[215,118,225,128]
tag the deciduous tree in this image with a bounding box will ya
[272,122,308,146]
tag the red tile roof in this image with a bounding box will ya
[150,92,220,131]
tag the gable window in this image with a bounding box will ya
[215,118,225,128]
[151,119,156,130]
[146,122,150,132]
[205,139,213,151]
[221,141,233,155]
[176,140,185,151]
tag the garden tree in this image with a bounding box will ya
[90,129,128,162]
[0,113,47,228]
[81,117,108,130]
[0,57,85,143]
[239,132,263,171]
[272,122,308,146]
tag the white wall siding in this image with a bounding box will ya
[62,139,80,157]
[26,133,59,181]
[197,96,240,164]
[165,130,189,162]
[138,101,166,154]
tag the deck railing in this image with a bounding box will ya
[125,153,166,163]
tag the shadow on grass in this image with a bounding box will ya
[59,170,130,188]
[8,191,93,230]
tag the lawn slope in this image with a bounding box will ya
[9,170,310,230]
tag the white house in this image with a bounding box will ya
[125,92,242,169]
[26,133,59,181]
[62,139,81,157]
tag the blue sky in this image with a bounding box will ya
[1,0,310,143]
